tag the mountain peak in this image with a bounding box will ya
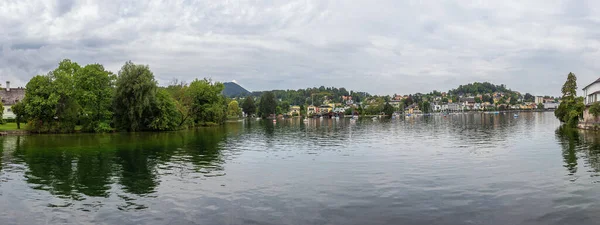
[223,81,250,97]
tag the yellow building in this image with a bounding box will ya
[289,105,301,116]
[307,105,317,115]
[319,105,333,113]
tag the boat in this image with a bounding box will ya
[303,117,309,123]
[372,117,378,121]
[513,113,518,118]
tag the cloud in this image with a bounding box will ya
[1,0,599,96]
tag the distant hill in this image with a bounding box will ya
[223,82,251,97]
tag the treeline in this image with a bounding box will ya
[14,59,234,133]
[251,86,370,106]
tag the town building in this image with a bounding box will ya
[307,105,317,115]
[318,105,333,114]
[0,81,26,119]
[289,105,301,116]
[447,103,460,111]
[390,100,402,108]
[535,96,544,105]
[543,102,559,109]
[583,78,600,105]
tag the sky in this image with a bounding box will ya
[2,0,600,97]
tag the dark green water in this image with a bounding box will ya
[2,112,600,224]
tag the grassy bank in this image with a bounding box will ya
[0,123,21,132]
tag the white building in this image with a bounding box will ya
[440,104,449,111]
[583,78,600,105]
[448,103,460,111]
[544,102,559,109]
[535,96,544,105]
[0,81,26,119]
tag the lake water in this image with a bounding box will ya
[2,112,600,224]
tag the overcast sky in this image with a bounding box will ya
[2,0,600,96]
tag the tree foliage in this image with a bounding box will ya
[383,102,394,116]
[227,100,242,117]
[148,89,180,131]
[187,79,227,125]
[242,96,256,116]
[11,101,25,129]
[555,72,584,128]
[589,102,600,119]
[74,64,115,132]
[18,59,231,133]
[449,82,512,96]
[258,91,277,118]
[113,61,158,131]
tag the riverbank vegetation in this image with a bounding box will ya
[555,72,585,128]
[17,59,231,133]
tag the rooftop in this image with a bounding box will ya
[0,88,26,105]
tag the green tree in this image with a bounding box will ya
[509,96,517,105]
[74,64,116,132]
[11,101,26,129]
[524,93,535,102]
[555,72,584,127]
[0,102,3,124]
[50,59,82,132]
[538,103,544,110]
[383,102,394,116]
[258,91,277,118]
[187,79,227,125]
[112,61,158,131]
[23,75,56,132]
[227,100,242,117]
[164,80,194,127]
[420,101,431,114]
[22,59,82,133]
[242,96,256,116]
[148,89,180,131]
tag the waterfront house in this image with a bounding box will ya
[581,78,600,124]
[440,104,449,111]
[289,105,301,116]
[405,104,418,114]
[583,78,600,105]
[544,102,559,109]
[390,100,402,108]
[319,105,333,114]
[333,107,347,114]
[0,81,25,119]
[307,105,317,116]
[448,103,460,111]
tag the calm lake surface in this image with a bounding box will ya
[3,112,600,224]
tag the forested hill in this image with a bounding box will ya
[448,82,515,96]
[222,82,251,97]
[251,86,370,106]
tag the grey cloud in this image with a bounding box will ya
[1,0,599,96]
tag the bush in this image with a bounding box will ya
[94,122,113,133]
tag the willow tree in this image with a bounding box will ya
[112,61,158,131]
